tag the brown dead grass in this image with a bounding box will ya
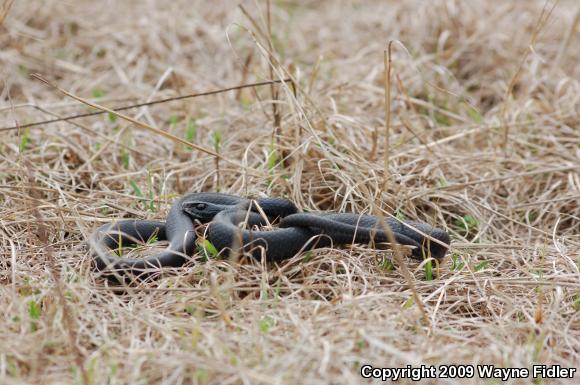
[0,0,579,384]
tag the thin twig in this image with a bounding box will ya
[500,0,559,148]
[383,43,393,190]
[1,78,292,133]
[25,162,89,385]
[0,0,15,26]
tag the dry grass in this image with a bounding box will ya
[1,0,579,384]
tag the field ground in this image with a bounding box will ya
[0,1,579,384]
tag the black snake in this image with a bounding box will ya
[91,192,450,279]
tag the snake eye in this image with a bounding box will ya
[182,202,208,213]
[194,203,207,210]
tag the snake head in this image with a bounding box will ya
[182,201,223,222]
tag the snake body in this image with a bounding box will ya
[279,213,450,259]
[91,192,450,278]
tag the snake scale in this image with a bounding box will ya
[91,192,451,279]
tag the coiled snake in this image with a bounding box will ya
[91,192,450,279]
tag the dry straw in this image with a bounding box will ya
[0,0,578,384]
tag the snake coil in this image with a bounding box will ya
[90,192,450,280]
